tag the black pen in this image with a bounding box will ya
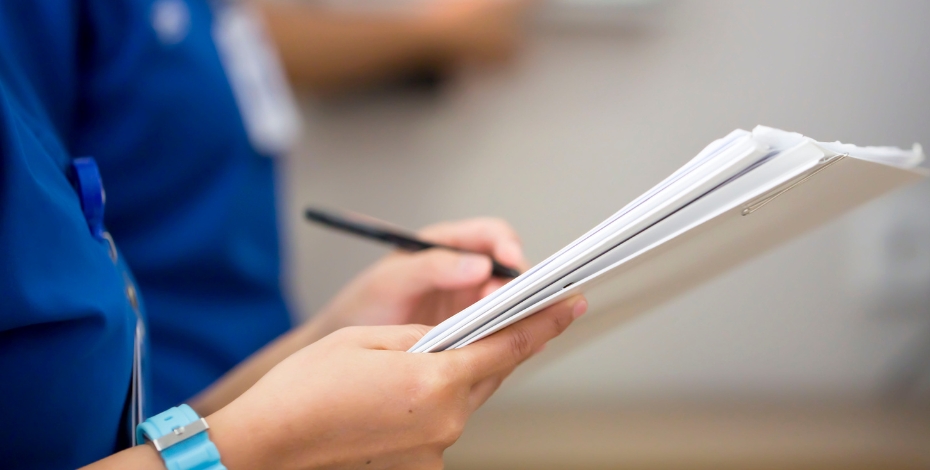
[304,207,521,278]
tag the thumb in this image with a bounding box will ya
[374,249,493,298]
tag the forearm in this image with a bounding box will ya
[79,444,165,470]
[256,2,446,94]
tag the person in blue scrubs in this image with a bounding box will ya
[0,65,585,469]
[0,49,587,470]
[17,0,534,414]
[75,0,299,414]
[1,2,590,468]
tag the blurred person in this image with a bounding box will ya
[0,1,592,468]
[265,0,535,94]
[14,0,535,416]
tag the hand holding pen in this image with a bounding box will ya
[305,210,526,330]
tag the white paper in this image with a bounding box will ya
[410,126,925,353]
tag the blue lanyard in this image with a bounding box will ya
[70,157,146,444]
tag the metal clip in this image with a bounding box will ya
[150,418,210,451]
[741,153,848,216]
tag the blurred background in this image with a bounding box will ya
[281,0,930,468]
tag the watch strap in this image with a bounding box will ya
[137,404,226,470]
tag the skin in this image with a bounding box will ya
[256,0,537,94]
[190,218,528,417]
[81,218,588,469]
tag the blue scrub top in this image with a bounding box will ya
[3,0,295,415]
[0,53,137,468]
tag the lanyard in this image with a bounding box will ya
[126,275,146,443]
[70,157,146,444]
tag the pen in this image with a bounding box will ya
[304,207,521,279]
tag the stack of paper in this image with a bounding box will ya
[411,126,926,353]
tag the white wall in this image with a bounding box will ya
[281,0,930,406]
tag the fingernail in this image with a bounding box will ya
[459,254,490,277]
[572,299,588,319]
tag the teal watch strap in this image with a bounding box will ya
[136,404,226,470]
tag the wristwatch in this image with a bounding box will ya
[136,404,226,470]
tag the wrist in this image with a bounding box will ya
[206,406,266,470]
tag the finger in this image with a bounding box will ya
[447,296,587,382]
[419,218,522,265]
[373,249,493,298]
[346,324,434,351]
[418,218,525,270]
